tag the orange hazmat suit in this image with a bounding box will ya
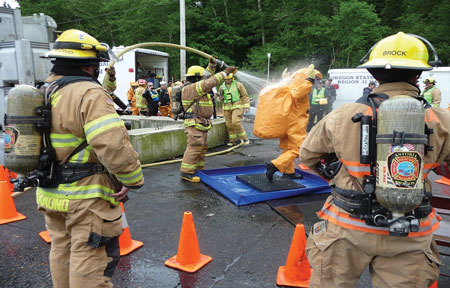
[254,65,319,174]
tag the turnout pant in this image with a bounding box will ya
[159,105,173,118]
[180,126,208,174]
[306,220,440,288]
[39,198,123,288]
[224,108,247,143]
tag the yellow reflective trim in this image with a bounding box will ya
[51,91,63,107]
[50,133,84,148]
[181,162,197,169]
[85,113,124,142]
[36,189,69,212]
[196,82,204,96]
[115,167,143,184]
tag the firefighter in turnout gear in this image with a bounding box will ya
[135,79,148,115]
[158,81,173,117]
[38,29,144,288]
[300,32,445,287]
[219,73,250,146]
[127,81,139,115]
[180,59,237,182]
[421,77,441,107]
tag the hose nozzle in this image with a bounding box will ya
[215,59,228,69]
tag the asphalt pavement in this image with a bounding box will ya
[1,121,449,288]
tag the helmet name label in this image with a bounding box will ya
[382,50,407,56]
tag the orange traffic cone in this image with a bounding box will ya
[0,165,16,191]
[39,230,51,243]
[119,202,143,256]
[429,280,438,288]
[276,224,311,287]
[165,211,212,273]
[0,180,26,224]
[436,176,450,186]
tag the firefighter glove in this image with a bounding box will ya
[225,66,238,75]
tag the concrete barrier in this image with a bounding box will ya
[125,116,228,164]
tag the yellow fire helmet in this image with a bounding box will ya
[359,32,432,71]
[225,73,234,80]
[424,77,436,84]
[42,29,108,61]
[185,65,205,77]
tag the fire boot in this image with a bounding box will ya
[282,173,303,180]
[265,162,279,181]
[180,173,200,183]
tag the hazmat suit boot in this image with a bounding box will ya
[282,173,303,180]
[265,162,279,181]
[180,172,201,183]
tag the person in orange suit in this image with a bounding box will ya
[264,65,321,180]
[127,81,139,115]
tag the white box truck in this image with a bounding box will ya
[328,67,450,109]
[97,46,169,108]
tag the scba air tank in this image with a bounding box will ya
[376,96,426,216]
[4,85,44,175]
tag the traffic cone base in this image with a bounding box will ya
[0,180,26,224]
[120,239,144,256]
[436,176,450,186]
[39,230,51,243]
[276,267,312,287]
[0,211,26,224]
[165,253,212,273]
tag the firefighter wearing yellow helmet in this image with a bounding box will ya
[39,29,144,287]
[300,32,447,287]
[180,60,237,182]
[218,73,251,146]
[421,77,441,107]
[135,79,148,115]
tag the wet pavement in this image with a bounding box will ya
[1,121,449,287]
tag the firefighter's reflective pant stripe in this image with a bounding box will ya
[159,105,173,118]
[272,115,307,174]
[180,126,208,174]
[224,108,247,143]
[306,220,440,288]
[39,198,122,288]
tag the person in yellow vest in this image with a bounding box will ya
[300,32,444,287]
[39,29,144,288]
[180,59,237,182]
[102,66,116,94]
[127,81,139,115]
[219,73,250,146]
[135,79,148,116]
[306,77,327,132]
[421,77,441,107]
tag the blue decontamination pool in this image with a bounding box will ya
[196,164,331,206]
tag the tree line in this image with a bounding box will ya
[19,0,450,78]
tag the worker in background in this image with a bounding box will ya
[158,81,172,117]
[180,59,237,182]
[363,81,377,98]
[264,65,320,180]
[102,66,116,94]
[421,77,441,107]
[135,79,148,116]
[127,81,139,115]
[324,77,337,114]
[306,76,326,132]
[39,29,144,288]
[218,73,251,146]
[143,81,159,116]
[300,32,444,287]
